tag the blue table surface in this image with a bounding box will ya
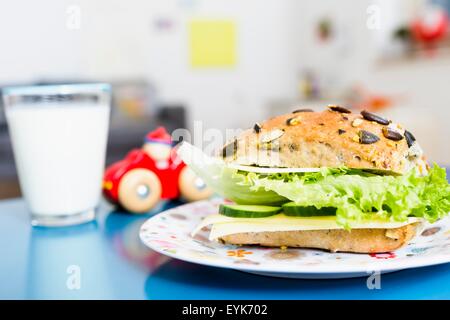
[1,168,449,300]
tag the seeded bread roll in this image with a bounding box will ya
[221,107,425,174]
[220,223,419,253]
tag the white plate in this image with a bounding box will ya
[139,199,450,279]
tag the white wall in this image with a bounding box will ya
[0,1,84,81]
[1,0,449,162]
[290,0,450,164]
[0,0,299,133]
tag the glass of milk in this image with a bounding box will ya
[3,84,111,226]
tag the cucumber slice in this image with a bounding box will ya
[282,202,336,217]
[219,204,282,218]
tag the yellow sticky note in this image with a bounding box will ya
[189,19,236,67]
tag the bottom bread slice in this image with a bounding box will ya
[219,223,419,253]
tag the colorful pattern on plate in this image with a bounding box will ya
[139,199,450,278]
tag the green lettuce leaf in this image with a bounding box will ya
[235,165,450,228]
[177,142,450,227]
[176,142,286,205]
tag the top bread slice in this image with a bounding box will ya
[220,107,425,174]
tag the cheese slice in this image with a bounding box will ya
[225,164,321,173]
[191,214,423,241]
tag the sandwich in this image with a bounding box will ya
[178,106,450,253]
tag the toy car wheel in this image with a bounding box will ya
[118,168,162,213]
[178,167,213,202]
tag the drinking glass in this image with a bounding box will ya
[3,83,111,226]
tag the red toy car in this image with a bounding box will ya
[103,127,212,213]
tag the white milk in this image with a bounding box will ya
[6,103,110,216]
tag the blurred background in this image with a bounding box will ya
[0,0,449,199]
